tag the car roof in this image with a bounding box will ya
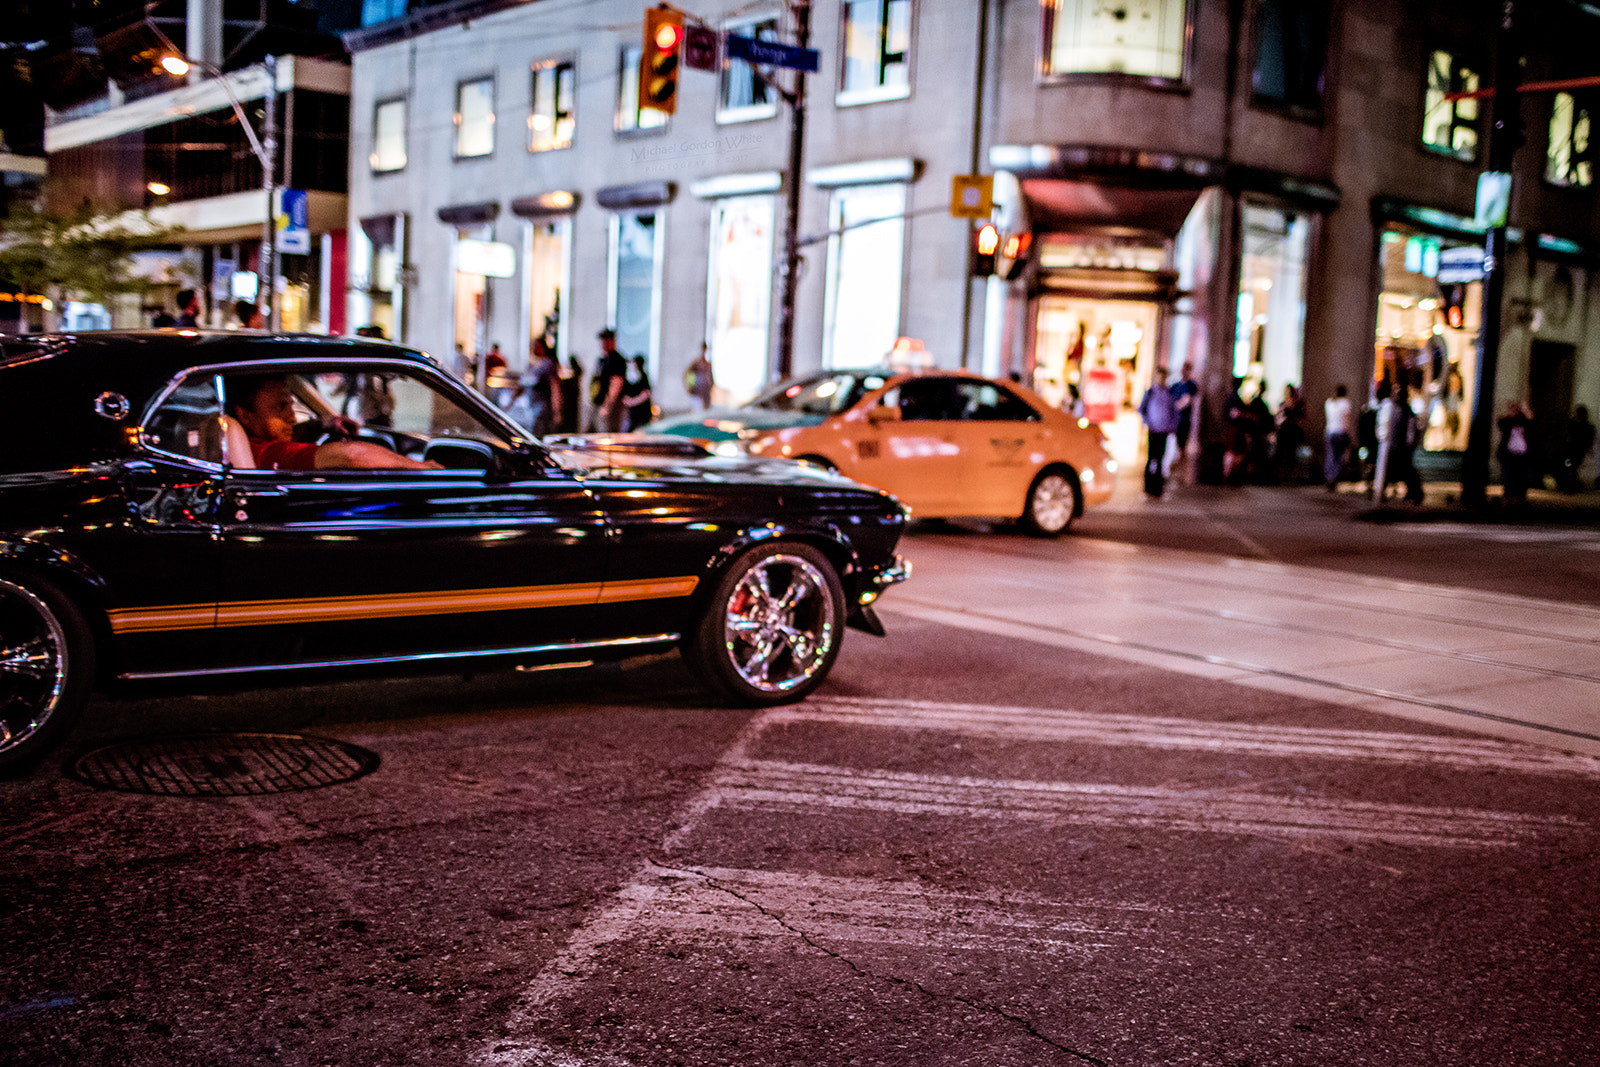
[0,331,437,471]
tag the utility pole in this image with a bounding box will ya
[260,54,278,332]
[1462,0,1520,507]
[773,0,811,382]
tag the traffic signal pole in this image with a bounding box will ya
[774,0,811,382]
[1461,0,1519,508]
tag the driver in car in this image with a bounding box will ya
[227,374,443,471]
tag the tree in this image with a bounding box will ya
[0,195,182,325]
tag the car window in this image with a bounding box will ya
[142,376,224,460]
[751,372,889,416]
[887,378,963,421]
[144,364,508,469]
[951,381,1039,422]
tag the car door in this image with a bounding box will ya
[208,366,611,672]
[846,377,968,514]
[101,372,233,678]
[943,379,1050,516]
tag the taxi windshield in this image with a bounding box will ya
[748,372,890,417]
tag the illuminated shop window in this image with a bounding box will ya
[1042,0,1191,82]
[824,183,906,368]
[706,195,775,401]
[1422,49,1479,162]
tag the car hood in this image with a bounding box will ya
[544,434,887,495]
[646,407,826,441]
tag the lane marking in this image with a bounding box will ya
[882,598,1600,748]
[790,697,1600,777]
[709,759,1584,849]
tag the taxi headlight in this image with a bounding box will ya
[712,439,747,457]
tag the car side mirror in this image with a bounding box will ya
[867,404,902,424]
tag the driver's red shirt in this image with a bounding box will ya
[250,438,318,471]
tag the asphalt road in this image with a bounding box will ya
[4,500,1598,1066]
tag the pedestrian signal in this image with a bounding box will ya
[972,223,999,277]
[640,6,684,115]
[1442,283,1465,329]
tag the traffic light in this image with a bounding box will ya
[1442,283,1465,329]
[998,232,1032,281]
[640,6,684,115]
[971,223,999,277]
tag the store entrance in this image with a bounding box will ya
[1034,295,1162,467]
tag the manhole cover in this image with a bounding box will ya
[69,733,379,796]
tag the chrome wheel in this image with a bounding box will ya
[0,577,81,768]
[1022,469,1079,536]
[686,543,845,705]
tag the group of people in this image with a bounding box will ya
[494,329,717,438]
[151,290,265,330]
[1135,362,1199,498]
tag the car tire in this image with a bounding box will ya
[0,573,95,776]
[684,542,845,706]
[1020,467,1079,537]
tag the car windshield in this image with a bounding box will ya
[747,372,891,417]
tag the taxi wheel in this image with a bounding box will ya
[795,455,836,472]
[684,542,845,706]
[1020,468,1079,537]
[0,574,95,776]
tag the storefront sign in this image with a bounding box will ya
[456,239,516,278]
[275,188,311,255]
[1437,245,1486,283]
[1082,365,1119,424]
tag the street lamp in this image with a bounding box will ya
[159,52,279,331]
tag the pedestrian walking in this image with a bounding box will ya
[1274,383,1308,483]
[1557,405,1595,492]
[684,343,716,409]
[623,355,655,431]
[1323,383,1353,490]
[174,288,201,327]
[589,329,628,433]
[557,355,582,433]
[1138,365,1178,498]
[513,338,558,435]
[1497,401,1535,509]
[1168,361,1198,483]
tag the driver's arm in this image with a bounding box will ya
[314,440,444,470]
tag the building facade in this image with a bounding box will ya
[338,0,1595,477]
[35,0,355,332]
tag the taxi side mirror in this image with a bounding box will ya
[866,404,902,424]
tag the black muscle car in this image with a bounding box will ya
[0,332,909,772]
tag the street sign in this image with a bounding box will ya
[950,175,994,219]
[1437,245,1486,283]
[275,188,310,255]
[727,33,819,73]
[683,25,719,71]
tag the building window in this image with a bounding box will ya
[1546,91,1594,188]
[370,98,406,173]
[1251,0,1328,117]
[824,183,906,368]
[1233,202,1311,413]
[720,14,781,121]
[454,77,495,158]
[617,46,668,132]
[840,0,911,103]
[1042,0,1190,81]
[1422,50,1479,162]
[610,211,662,368]
[706,195,775,401]
[530,60,576,152]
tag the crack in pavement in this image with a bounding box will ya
[654,861,1110,1067]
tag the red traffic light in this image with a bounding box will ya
[654,21,681,51]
